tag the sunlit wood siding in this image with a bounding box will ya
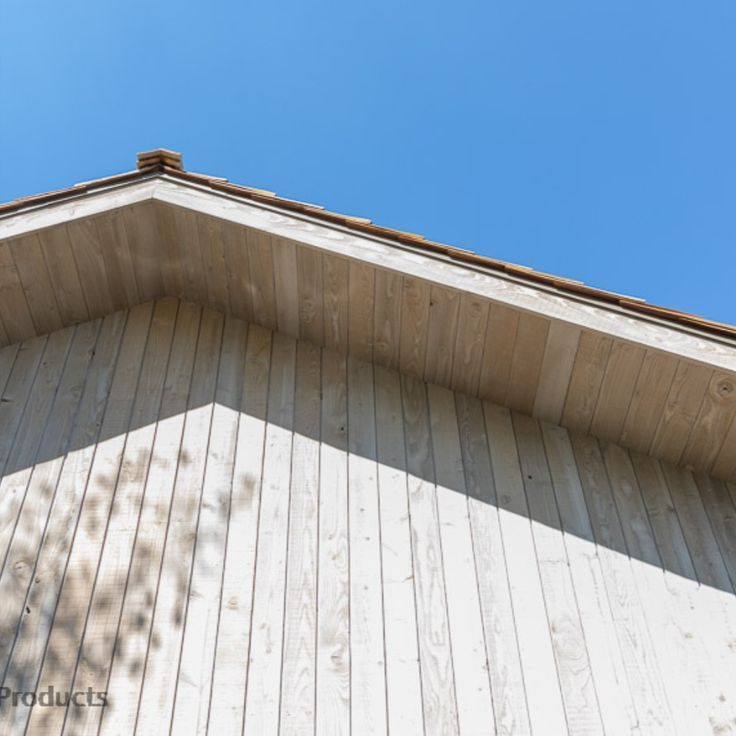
[0,299,734,734]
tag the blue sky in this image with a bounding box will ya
[2,1,734,323]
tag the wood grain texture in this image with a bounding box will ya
[0,297,735,734]
[2,199,735,483]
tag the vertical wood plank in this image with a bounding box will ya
[243,332,297,733]
[428,385,494,733]
[589,341,646,442]
[542,423,638,735]
[220,220,254,323]
[450,294,489,397]
[634,455,736,731]
[273,238,300,338]
[505,312,550,415]
[484,404,568,735]
[297,247,324,346]
[39,225,90,324]
[602,442,712,735]
[455,393,529,736]
[208,324,272,733]
[373,269,402,371]
[619,350,678,454]
[279,340,321,733]
[95,210,142,310]
[401,374,458,734]
[152,203,185,300]
[423,285,460,387]
[374,365,424,735]
[512,412,604,734]
[477,303,519,406]
[561,331,612,434]
[347,356,387,734]
[649,361,713,465]
[66,218,115,319]
[571,433,676,735]
[196,215,231,314]
[532,321,581,426]
[122,203,165,302]
[8,235,63,335]
[398,277,430,379]
[247,229,278,330]
[323,255,349,354]
[174,208,209,306]
[0,243,37,342]
[348,260,375,364]
[316,348,351,735]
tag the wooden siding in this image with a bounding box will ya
[0,202,734,483]
[0,299,734,734]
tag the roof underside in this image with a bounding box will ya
[0,150,734,481]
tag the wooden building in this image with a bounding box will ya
[0,149,734,734]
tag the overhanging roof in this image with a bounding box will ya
[1,149,734,481]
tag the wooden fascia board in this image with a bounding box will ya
[0,179,158,241]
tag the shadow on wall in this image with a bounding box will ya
[0,297,735,733]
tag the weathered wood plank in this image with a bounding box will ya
[401,374,458,734]
[374,365,424,735]
[243,332,297,733]
[571,433,676,734]
[619,350,678,454]
[424,285,460,387]
[280,340,321,733]
[398,277,430,378]
[428,385,494,733]
[532,321,581,426]
[484,404,568,734]
[348,260,375,364]
[208,323,272,733]
[542,423,638,734]
[373,269,402,371]
[450,294,489,397]
[316,348,350,735]
[561,331,612,434]
[347,357,387,734]
[513,412,603,734]
[10,234,64,335]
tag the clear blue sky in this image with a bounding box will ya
[2,2,734,323]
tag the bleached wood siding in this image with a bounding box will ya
[0,298,735,735]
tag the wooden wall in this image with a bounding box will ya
[0,298,734,734]
[0,200,734,482]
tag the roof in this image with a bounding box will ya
[1,148,733,340]
[0,149,734,483]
